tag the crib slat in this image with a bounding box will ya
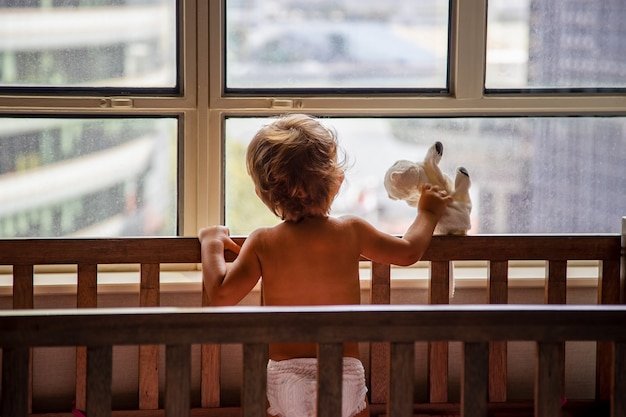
[614,342,626,417]
[12,264,34,415]
[389,342,414,417]
[139,263,160,410]
[489,341,507,401]
[599,259,620,304]
[488,260,508,403]
[76,263,98,411]
[13,264,34,309]
[429,261,449,403]
[597,258,620,401]
[318,343,344,417]
[165,344,191,417]
[140,263,160,306]
[75,347,88,412]
[370,262,390,405]
[87,345,113,417]
[535,342,564,417]
[201,273,221,408]
[77,264,98,308]
[430,261,450,304]
[545,260,566,304]
[429,345,448,404]
[597,343,613,403]
[371,261,391,304]
[544,260,566,404]
[622,217,626,304]
[201,344,221,407]
[139,345,159,409]
[242,343,268,417]
[462,342,489,417]
[1,347,29,417]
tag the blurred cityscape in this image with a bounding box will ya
[0,0,177,237]
[1,0,625,237]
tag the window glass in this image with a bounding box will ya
[225,0,449,90]
[0,118,178,237]
[486,1,626,89]
[226,116,626,235]
[0,0,177,88]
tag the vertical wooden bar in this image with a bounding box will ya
[201,274,221,407]
[599,259,621,305]
[12,264,34,414]
[545,260,567,305]
[242,343,268,417]
[318,343,344,417]
[613,342,626,417]
[138,345,160,409]
[139,263,160,410]
[165,344,191,417]
[1,347,30,417]
[622,216,626,305]
[428,261,449,403]
[462,342,489,417]
[598,259,620,401]
[488,260,508,402]
[76,263,98,412]
[201,344,221,407]
[611,218,626,415]
[369,262,390,405]
[545,260,566,403]
[388,342,415,417]
[370,261,390,304]
[86,345,113,417]
[13,265,34,310]
[77,264,98,308]
[535,342,564,417]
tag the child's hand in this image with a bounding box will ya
[418,184,453,219]
[198,226,241,255]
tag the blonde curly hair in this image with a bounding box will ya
[246,114,346,222]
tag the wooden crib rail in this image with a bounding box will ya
[0,234,620,265]
[2,305,626,417]
[0,227,624,416]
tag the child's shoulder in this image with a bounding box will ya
[245,223,291,245]
[335,214,373,229]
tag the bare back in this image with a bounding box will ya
[206,190,447,360]
[249,216,363,360]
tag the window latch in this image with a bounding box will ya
[271,99,302,109]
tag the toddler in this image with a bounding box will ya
[199,114,451,417]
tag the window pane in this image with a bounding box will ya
[225,117,625,235]
[0,118,178,237]
[486,1,626,89]
[225,0,449,90]
[0,0,177,88]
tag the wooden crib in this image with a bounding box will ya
[1,219,625,417]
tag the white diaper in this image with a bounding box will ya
[266,357,367,417]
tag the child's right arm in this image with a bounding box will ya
[198,226,262,306]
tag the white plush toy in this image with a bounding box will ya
[384,141,472,235]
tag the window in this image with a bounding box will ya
[486,0,626,90]
[0,0,181,238]
[0,117,177,237]
[0,0,177,90]
[225,116,626,234]
[225,0,449,91]
[0,0,624,238]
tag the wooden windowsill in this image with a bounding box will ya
[0,262,602,297]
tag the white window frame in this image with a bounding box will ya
[0,0,624,238]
